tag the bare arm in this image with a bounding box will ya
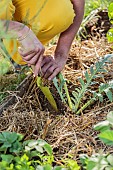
[0,20,29,39]
[0,20,45,76]
[41,0,85,80]
[55,0,85,55]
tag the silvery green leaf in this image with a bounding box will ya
[25,146,31,151]
[35,145,43,153]
[36,165,44,170]
[107,154,113,166]
[28,140,38,147]
[104,89,113,102]
[94,120,110,132]
[107,111,113,126]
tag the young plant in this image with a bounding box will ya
[94,111,113,145]
[80,152,113,170]
[53,54,113,114]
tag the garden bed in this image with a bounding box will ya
[0,36,113,162]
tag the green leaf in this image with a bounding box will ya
[2,131,18,143]
[107,28,113,43]
[43,143,52,155]
[79,78,85,87]
[94,120,110,132]
[107,111,113,126]
[53,76,66,103]
[0,142,11,150]
[44,164,52,170]
[85,71,90,82]
[108,3,113,23]
[107,154,113,166]
[99,130,113,145]
[64,159,80,170]
[34,145,44,153]
[1,154,14,163]
[37,77,58,112]
[10,141,22,153]
[97,93,103,102]
[54,167,64,170]
[36,165,44,170]
[90,66,94,75]
[17,133,24,141]
[104,89,113,102]
[28,140,38,147]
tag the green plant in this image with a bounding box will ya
[85,0,112,18]
[79,111,113,170]
[94,111,113,145]
[0,131,23,154]
[0,131,80,170]
[107,2,113,43]
[80,152,113,170]
[53,54,113,114]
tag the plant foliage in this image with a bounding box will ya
[53,54,113,114]
[0,131,80,170]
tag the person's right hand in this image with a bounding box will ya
[18,27,45,76]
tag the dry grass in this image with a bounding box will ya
[0,36,113,161]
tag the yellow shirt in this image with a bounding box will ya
[1,0,75,64]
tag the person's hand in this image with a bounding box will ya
[18,28,45,76]
[41,52,68,80]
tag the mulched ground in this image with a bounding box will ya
[0,35,113,163]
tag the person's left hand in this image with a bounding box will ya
[41,52,68,80]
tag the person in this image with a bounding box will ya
[0,0,85,80]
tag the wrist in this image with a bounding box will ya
[17,25,30,40]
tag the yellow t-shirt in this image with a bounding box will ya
[1,0,75,64]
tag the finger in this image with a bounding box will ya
[22,52,36,61]
[23,52,40,65]
[18,47,40,57]
[48,68,60,80]
[43,66,55,79]
[34,54,43,76]
[41,62,53,75]
[41,56,52,67]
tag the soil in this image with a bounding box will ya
[0,10,113,164]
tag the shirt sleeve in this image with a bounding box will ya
[0,0,15,20]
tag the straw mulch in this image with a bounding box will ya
[0,36,113,162]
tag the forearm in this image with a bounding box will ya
[55,0,85,55]
[0,20,29,39]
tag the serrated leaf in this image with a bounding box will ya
[90,66,94,75]
[75,88,81,94]
[85,71,90,82]
[79,78,85,87]
[99,130,113,145]
[53,77,66,103]
[72,91,79,102]
[107,112,113,126]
